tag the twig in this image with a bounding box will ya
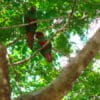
[0,15,67,30]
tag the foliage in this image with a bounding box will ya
[0,0,100,99]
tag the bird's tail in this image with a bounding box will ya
[36,32,52,62]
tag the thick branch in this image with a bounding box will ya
[13,25,100,100]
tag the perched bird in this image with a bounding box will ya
[36,32,52,62]
[24,7,37,50]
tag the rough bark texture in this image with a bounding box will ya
[0,44,11,100]
[13,28,100,100]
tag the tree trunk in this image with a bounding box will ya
[0,44,11,100]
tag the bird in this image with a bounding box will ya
[24,7,37,50]
[36,32,52,62]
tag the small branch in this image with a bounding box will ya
[0,15,67,30]
[12,23,69,66]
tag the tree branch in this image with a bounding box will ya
[13,28,100,100]
[0,15,67,30]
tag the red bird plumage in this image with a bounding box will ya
[36,32,52,62]
[25,7,37,50]
[27,32,34,50]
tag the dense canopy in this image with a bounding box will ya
[0,0,100,100]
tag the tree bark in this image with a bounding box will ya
[0,44,11,100]
[13,28,100,100]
